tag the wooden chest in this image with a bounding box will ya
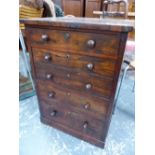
[21,17,134,148]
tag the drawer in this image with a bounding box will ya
[32,48,116,77]
[39,100,106,140]
[36,80,109,120]
[28,28,120,58]
[35,64,114,99]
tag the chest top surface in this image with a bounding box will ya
[20,17,134,32]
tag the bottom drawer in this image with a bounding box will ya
[39,100,107,141]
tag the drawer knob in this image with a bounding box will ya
[67,73,71,78]
[85,83,92,90]
[83,121,88,129]
[46,73,53,80]
[64,33,70,40]
[67,92,71,96]
[48,92,55,98]
[87,63,94,70]
[87,40,95,48]
[66,54,70,59]
[44,54,51,61]
[84,103,90,109]
[50,110,57,117]
[41,34,48,41]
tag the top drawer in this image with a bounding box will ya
[27,28,120,58]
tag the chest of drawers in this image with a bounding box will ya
[21,17,134,148]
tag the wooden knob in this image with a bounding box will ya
[87,63,94,70]
[67,92,71,96]
[41,34,48,41]
[46,73,53,80]
[44,54,51,61]
[66,54,70,59]
[50,110,57,117]
[83,121,88,129]
[84,103,90,109]
[48,92,55,98]
[64,33,70,40]
[67,73,71,78]
[87,40,95,48]
[85,83,92,90]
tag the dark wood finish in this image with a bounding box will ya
[60,0,104,17]
[32,48,116,77]
[62,0,84,17]
[37,80,108,120]
[21,17,134,148]
[60,0,134,18]
[28,28,121,58]
[20,17,133,32]
[35,66,114,99]
[85,0,102,17]
[39,100,106,140]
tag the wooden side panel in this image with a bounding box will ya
[85,0,102,17]
[62,0,84,17]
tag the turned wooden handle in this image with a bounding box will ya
[84,103,90,109]
[48,92,55,98]
[50,110,57,116]
[87,63,94,70]
[46,73,53,79]
[83,121,88,129]
[64,33,70,40]
[85,83,92,90]
[87,40,95,48]
[41,34,48,41]
[44,54,51,61]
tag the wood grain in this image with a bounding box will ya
[22,17,134,148]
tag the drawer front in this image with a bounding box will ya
[39,100,106,140]
[32,48,116,77]
[35,65,113,99]
[28,28,120,58]
[36,80,109,119]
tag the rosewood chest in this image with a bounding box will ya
[21,17,134,148]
